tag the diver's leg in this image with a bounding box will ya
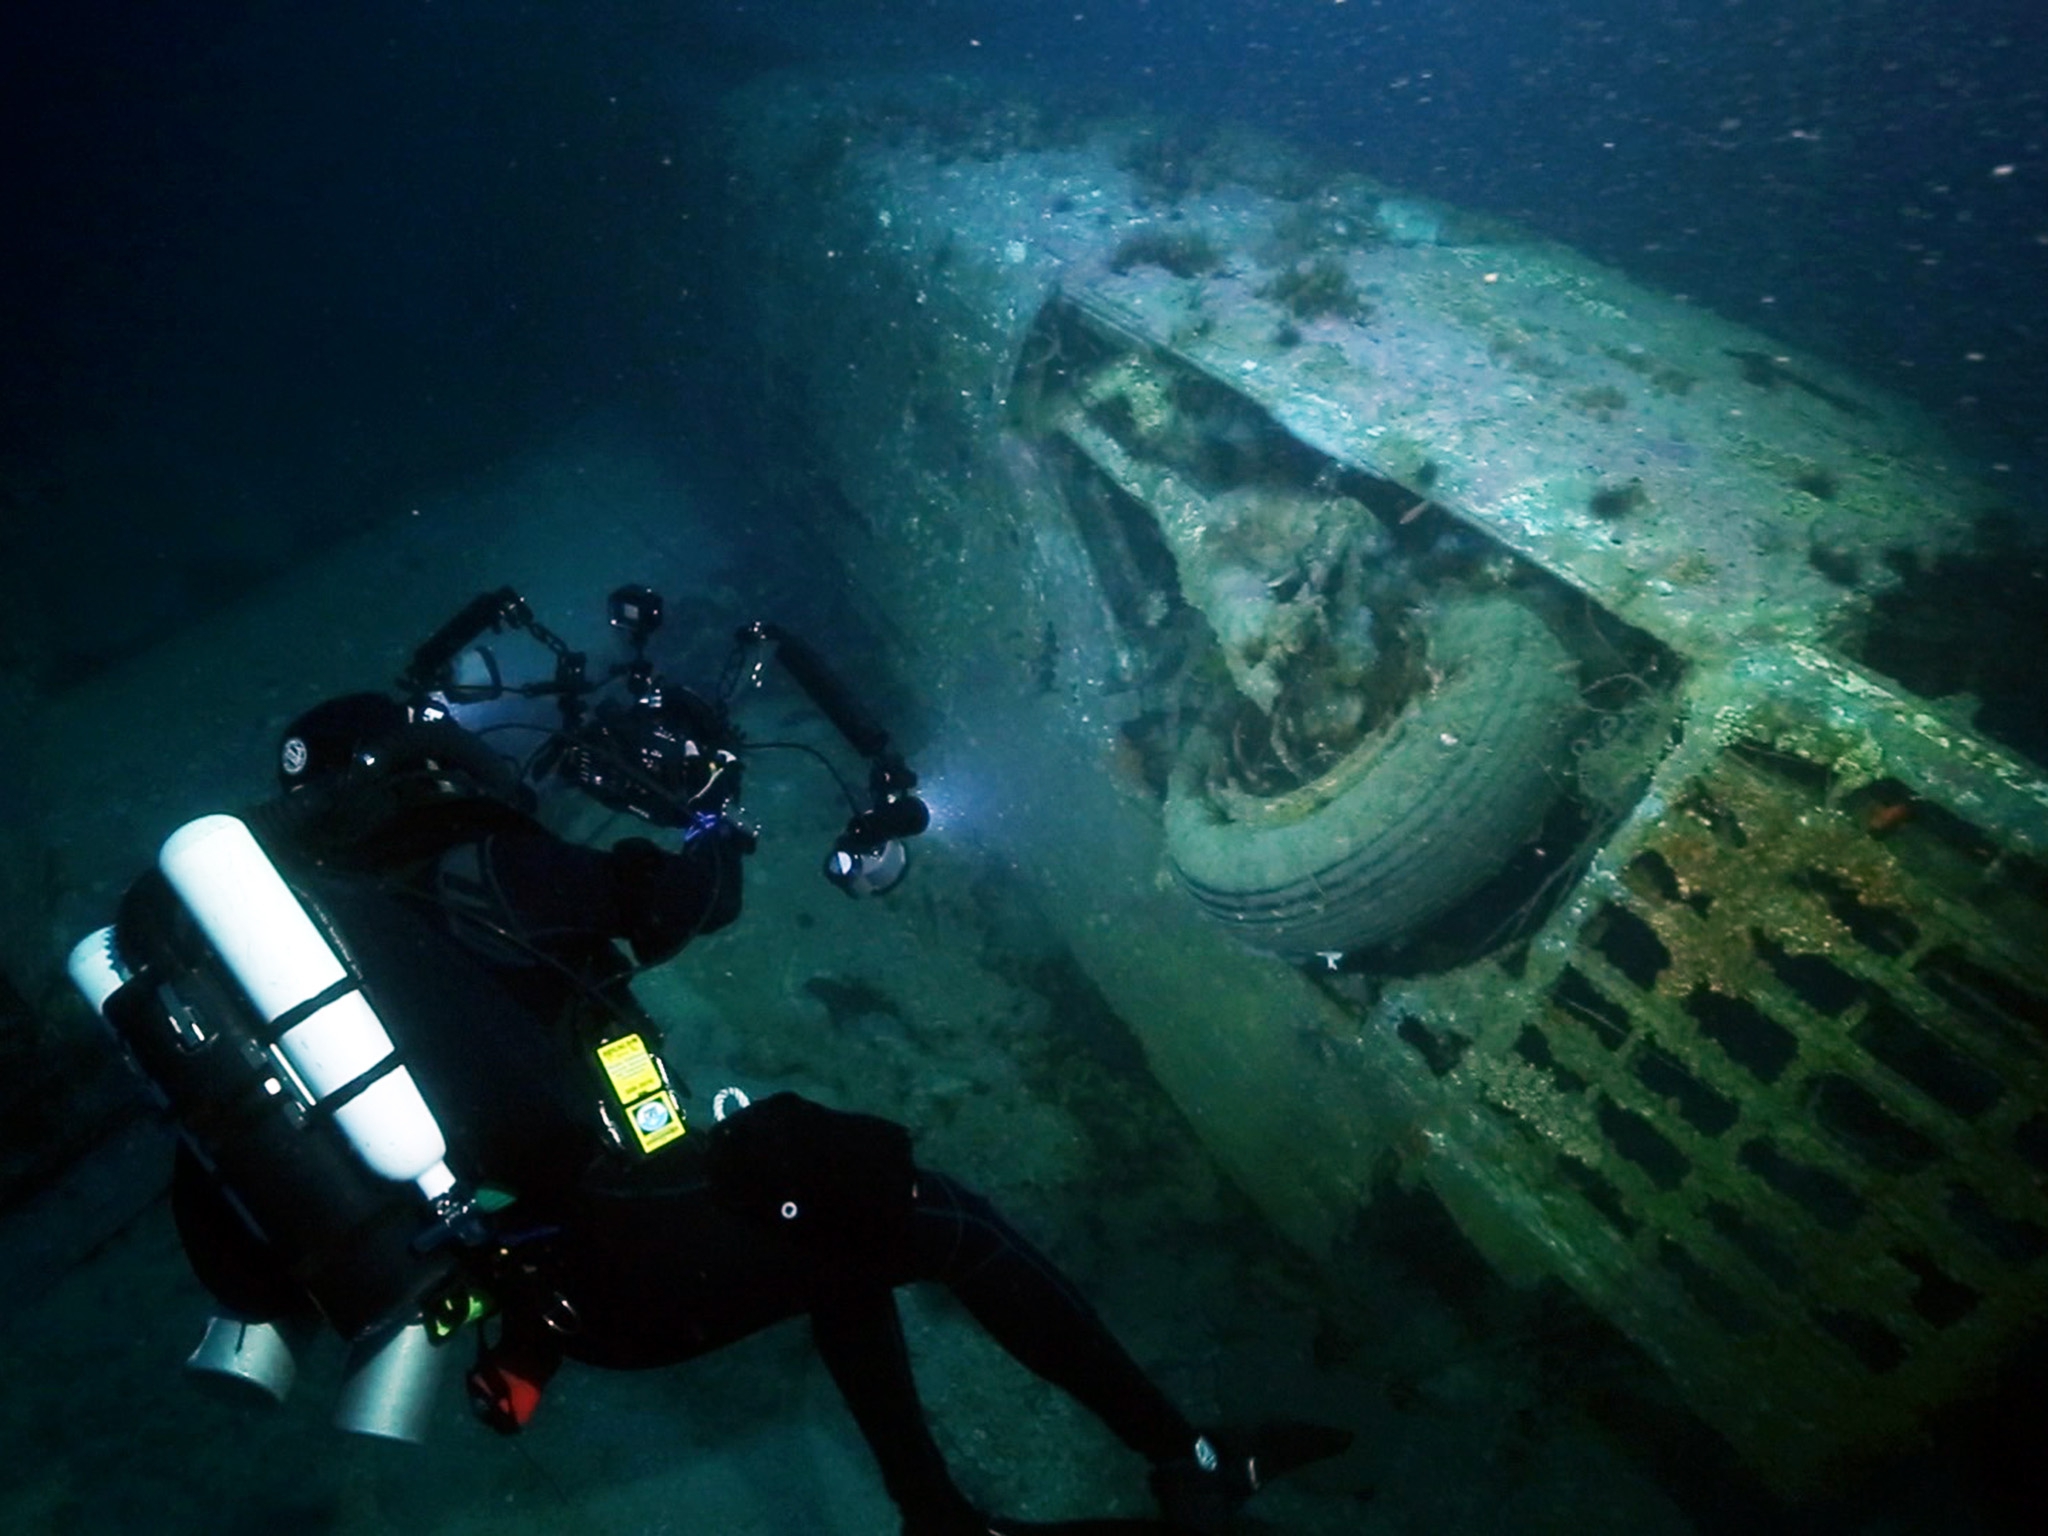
[902,1179,1354,1530]
[810,1280,985,1534]
[906,1173,1195,1465]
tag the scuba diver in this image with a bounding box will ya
[68,585,1347,1535]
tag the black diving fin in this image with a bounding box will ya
[1150,1418,1356,1532]
[975,1422,1355,1536]
[1230,1417,1355,1483]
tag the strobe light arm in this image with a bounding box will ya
[736,621,894,759]
[735,622,930,895]
[400,586,590,705]
[399,588,530,696]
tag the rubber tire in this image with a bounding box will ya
[1164,591,1580,960]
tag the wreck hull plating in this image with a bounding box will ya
[717,73,2048,1490]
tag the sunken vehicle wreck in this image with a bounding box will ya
[715,75,2048,1490]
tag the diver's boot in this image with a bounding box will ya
[1148,1421,1353,1533]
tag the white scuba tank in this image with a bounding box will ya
[156,813,457,1200]
[66,925,130,1017]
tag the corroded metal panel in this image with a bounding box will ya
[718,71,2048,1490]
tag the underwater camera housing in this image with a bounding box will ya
[403,587,928,890]
[556,586,746,826]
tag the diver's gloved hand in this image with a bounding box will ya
[1148,1421,1354,1533]
[609,823,747,962]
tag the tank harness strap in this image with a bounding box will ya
[256,973,409,1124]
[257,973,361,1042]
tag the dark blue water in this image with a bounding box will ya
[738,0,2047,468]
[3,6,2046,1533]
[3,1,2043,682]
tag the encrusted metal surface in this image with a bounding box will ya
[1412,713,2048,1487]
[717,71,2048,1491]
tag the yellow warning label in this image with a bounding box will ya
[624,1090,686,1152]
[596,1034,663,1102]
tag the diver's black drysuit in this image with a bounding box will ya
[167,738,1199,1534]
[507,1106,1198,1532]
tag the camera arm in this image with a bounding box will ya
[400,587,587,711]
[400,587,529,696]
[735,622,891,760]
[395,592,928,893]
[736,621,930,895]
